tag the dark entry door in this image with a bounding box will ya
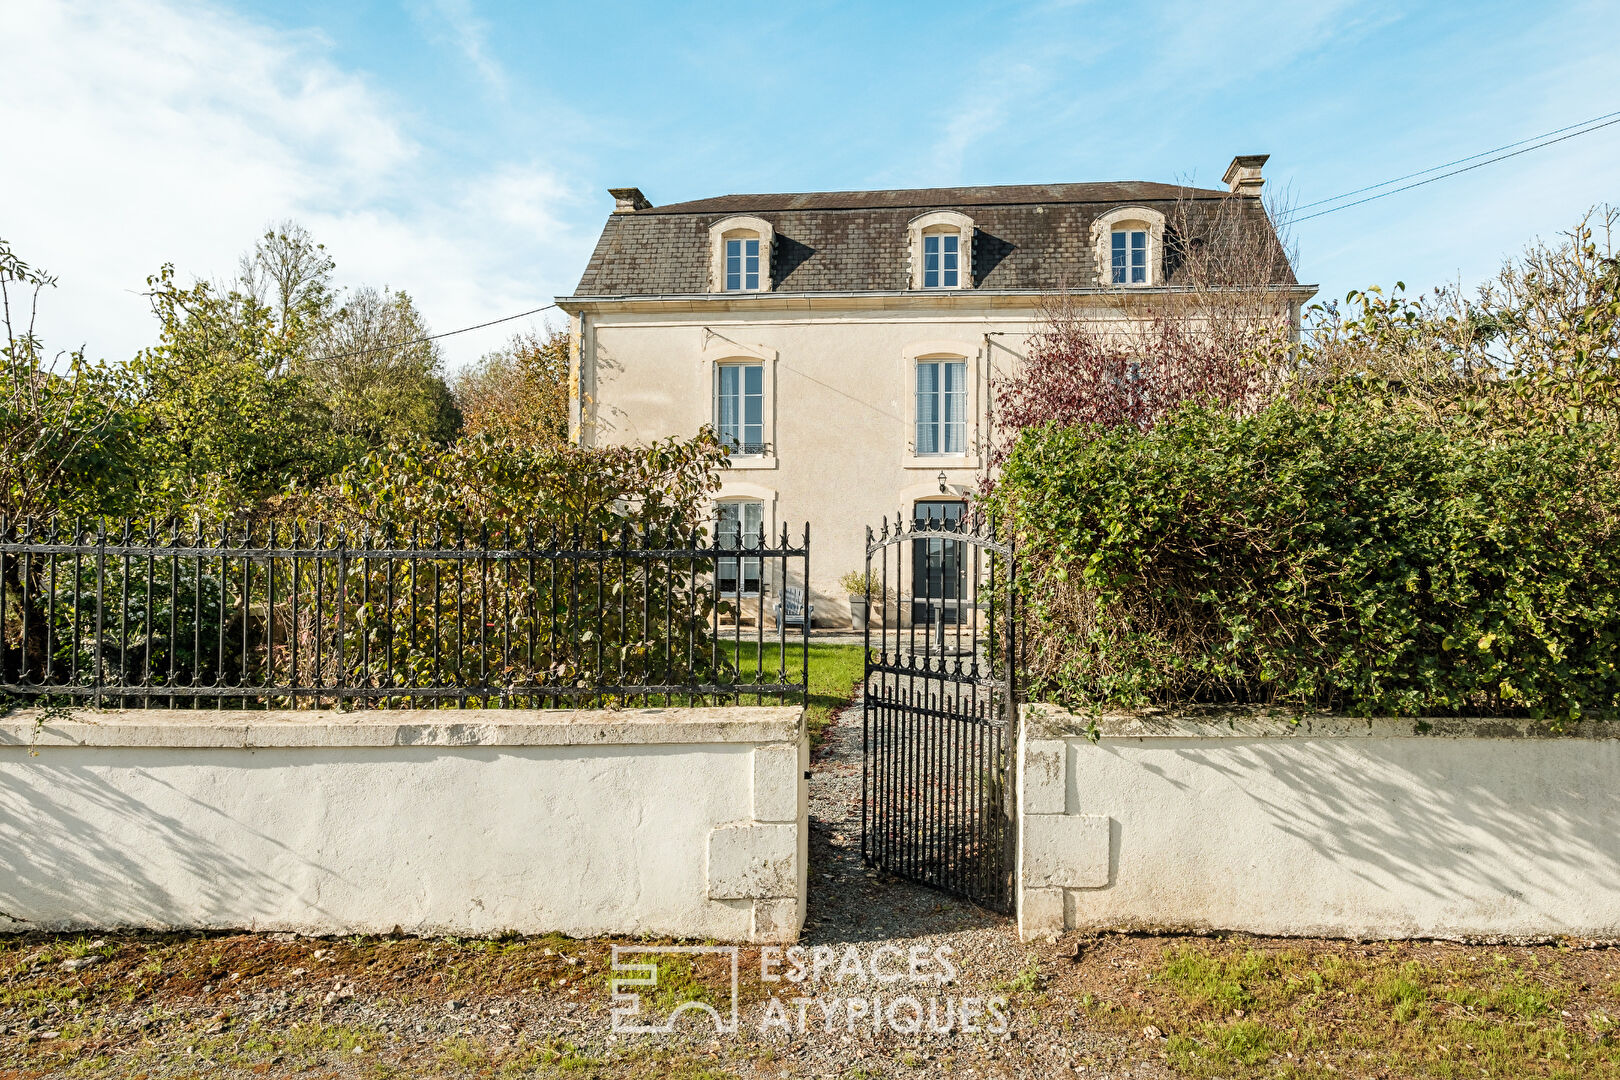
[911,500,965,627]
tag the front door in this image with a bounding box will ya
[911,500,965,628]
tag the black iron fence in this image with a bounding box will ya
[0,517,809,710]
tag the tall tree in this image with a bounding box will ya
[129,265,330,513]
[452,327,570,449]
[237,220,337,344]
[302,285,461,453]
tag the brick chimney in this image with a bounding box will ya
[609,187,652,213]
[1221,155,1268,197]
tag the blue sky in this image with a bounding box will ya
[6,0,1620,370]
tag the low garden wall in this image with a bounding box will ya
[0,706,806,943]
[1017,704,1620,943]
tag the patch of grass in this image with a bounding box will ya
[994,956,1044,996]
[436,1035,490,1071]
[1078,941,1620,1079]
[646,953,724,1015]
[720,641,864,746]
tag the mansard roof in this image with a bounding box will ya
[569,179,1298,297]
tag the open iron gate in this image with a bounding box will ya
[860,510,1017,913]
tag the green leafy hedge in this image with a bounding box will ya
[991,400,1620,720]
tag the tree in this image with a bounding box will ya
[992,187,1298,466]
[1297,207,1620,431]
[236,220,337,344]
[129,265,330,513]
[2,238,147,685]
[451,326,570,449]
[301,286,461,454]
[0,237,144,521]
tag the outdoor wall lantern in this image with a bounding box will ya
[937,471,948,493]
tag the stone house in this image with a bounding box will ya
[557,155,1314,627]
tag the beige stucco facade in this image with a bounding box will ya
[564,293,1044,623]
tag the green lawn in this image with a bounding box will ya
[719,641,864,748]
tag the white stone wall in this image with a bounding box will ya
[0,707,807,943]
[1017,706,1620,943]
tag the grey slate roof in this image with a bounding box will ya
[571,181,1296,296]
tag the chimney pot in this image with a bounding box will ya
[608,187,652,213]
[1222,155,1269,196]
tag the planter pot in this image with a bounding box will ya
[849,596,868,632]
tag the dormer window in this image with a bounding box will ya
[907,211,974,290]
[708,216,774,293]
[1091,206,1166,288]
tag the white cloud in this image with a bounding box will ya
[0,0,588,371]
[412,0,507,96]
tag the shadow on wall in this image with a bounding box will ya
[0,741,756,936]
[775,236,816,282]
[1157,738,1620,924]
[972,232,1015,283]
[589,343,626,440]
[0,751,341,930]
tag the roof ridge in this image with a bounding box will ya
[640,180,1231,215]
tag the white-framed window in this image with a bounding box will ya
[1092,207,1164,287]
[715,361,765,455]
[725,237,761,291]
[708,216,774,293]
[922,232,960,288]
[1111,228,1148,284]
[716,500,764,596]
[907,211,974,290]
[915,359,967,455]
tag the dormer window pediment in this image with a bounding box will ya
[708,216,775,293]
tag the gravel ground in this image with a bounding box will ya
[0,693,1162,1079]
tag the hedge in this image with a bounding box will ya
[990,400,1620,720]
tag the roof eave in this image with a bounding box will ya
[557,284,1320,316]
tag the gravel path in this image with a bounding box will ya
[774,691,1170,1078]
[804,688,1009,947]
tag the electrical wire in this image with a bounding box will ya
[305,302,558,362]
[1285,108,1620,215]
[1280,113,1620,225]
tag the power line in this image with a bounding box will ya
[1280,112,1620,225]
[305,302,558,363]
[1286,108,1620,216]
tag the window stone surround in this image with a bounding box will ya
[1089,205,1167,287]
[906,211,976,291]
[708,215,776,293]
